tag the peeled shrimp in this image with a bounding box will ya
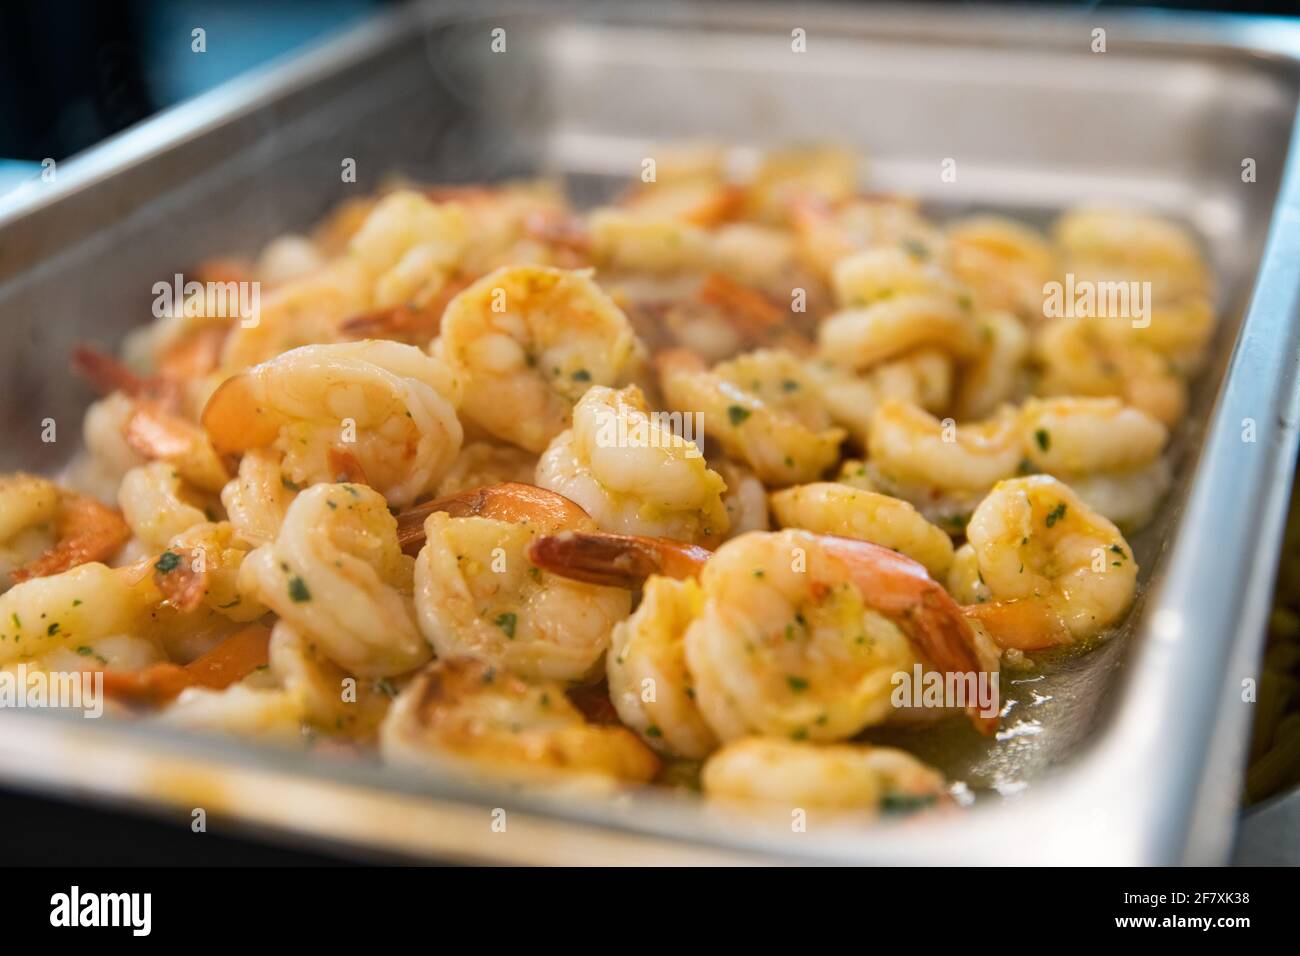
[220,448,297,548]
[683,530,995,741]
[239,482,429,677]
[945,215,1055,320]
[345,189,467,309]
[1053,207,1212,304]
[657,348,844,486]
[0,561,151,668]
[743,144,858,225]
[434,264,645,453]
[412,484,631,683]
[701,736,948,813]
[962,476,1138,649]
[532,528,996,737]
[268,621,392,740]
[716,459,770,537]
[606,575,717,758]
[953,311,1031,421]
[769,482,955,579]
[0,474,130,585]
[380,656,660,784]
[117,461,218,551]
[1019,396,1167,475]
[867,399,1021,500]
[536,384,729,544]
[1034,317,1186,427]
[202,340,464,508]
[120,401,229,494]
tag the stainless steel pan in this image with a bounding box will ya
[1,0,1298,864]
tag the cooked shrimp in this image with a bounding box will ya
[156,521,268,622]
[743,144,858,224]
[946,215,1055,319]
[588,208,713,274]
[117,462,218,550]
[769,483,955,579]
[121,400,229,494]
[701,737,948,813]
[709,223,825,306]
[945,543,990,607]
[533,528,994,736]
[396,481,590,555]
[157,683,305,743]
[220,258,373,369]
[0,474,130,585]
[239,482,430,677]
[526,529,712,589]
[380,656,660,784]
[829,246,963,311]
[220,448,296,548]
[807,349,954,446]
[101,622,271,707]
[1058,457,1172,533]
[1019,396,1167,475]
[657,348,844,486]
[434,264,645,452]
[1034,317,1187,427]
[268,621,392,740]
[867,398,1021,498]
[69,393,150,501]
[684,530,995,740]
[345,189,466,309]
[1087,294,1216,376]
[1053,207,1212,303]
[793,195,947,281]
[413,492,632,683]
[607,575,718,758]
[536,384,729,544]
[0,561,152,667]
[818,294,984,370]
[953,311,1031,421]
[962,476,1139,649]
[254,234,327,287]
[202,340,464,508]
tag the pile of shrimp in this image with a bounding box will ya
[0,144,1215,823]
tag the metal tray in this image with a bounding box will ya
[2,0,1300,864]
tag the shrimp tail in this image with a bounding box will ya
[10,493,131,584]
[962,599,1073,652]
[822,535,998,735]
[527,530,711,588]
[397,482,590,555]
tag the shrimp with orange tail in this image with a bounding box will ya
[530,528,1000,739]
[202,340,463,508]
[956,475,1138,651]
[0,473,130,586]
[406,483,633,684]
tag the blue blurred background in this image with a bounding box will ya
[3,0,1300,203]
[0,0,387,195]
